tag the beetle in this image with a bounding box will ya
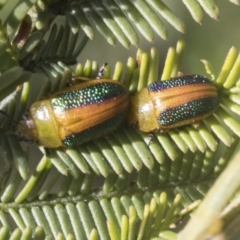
[17,79,130,148]
[16,75,219,148]
[128,75,219,132]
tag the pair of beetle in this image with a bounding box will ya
[16,74,219,148]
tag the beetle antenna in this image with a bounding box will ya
[0,110,18,128]
[96,63,108,79]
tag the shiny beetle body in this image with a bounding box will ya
[17,75,219,148]
[128,75,219,132]
[17,79,130,148]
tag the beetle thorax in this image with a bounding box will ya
[128,88,159,132]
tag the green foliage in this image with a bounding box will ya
[0,0,240,239]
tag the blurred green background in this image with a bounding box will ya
[79,1,240,78]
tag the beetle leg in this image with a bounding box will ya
[159,129,169,133]
[190,122,201,129]
[96,63,108,79]
[44,147,51,157]
[147,133,154,145]
[66,77,73,86]
[70,76,92,85]
[177,71,185,76]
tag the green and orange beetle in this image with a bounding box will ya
[16,75,219,148]
[128,75,219,132]
[17,79,130,148]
